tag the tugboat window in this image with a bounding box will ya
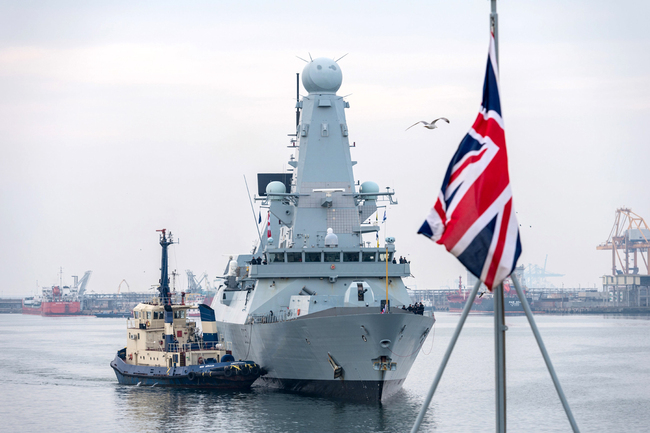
[287,252,302,262]
[147,311,152,320]
[324,252,340,262]
[362,252,376,262]
[305,252,321,262]
[343,252,360,262]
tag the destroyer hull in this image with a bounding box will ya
[218,310,433,402]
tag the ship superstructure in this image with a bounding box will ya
[211,58,434,401]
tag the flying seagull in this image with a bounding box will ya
[406,117,450,131]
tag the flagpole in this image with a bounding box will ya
[491,0,499,62]
[510,274,581,432]
[494,282,507,433]
[410,279,482,433]
[489,2,507,432]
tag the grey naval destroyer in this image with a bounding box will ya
[211,57,435,402]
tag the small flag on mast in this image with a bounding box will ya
[267,210,272,238]
[417,32,521,291]
[258,211,261,224]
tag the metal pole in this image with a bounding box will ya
[494,282,507,433]
[490,2,506,431]
[243,175,263,248]
[490,0,499,63]
[510,273,580,433]
[411,280,482,433]
[385,244,389,312]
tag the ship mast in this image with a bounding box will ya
[156,229,174,305]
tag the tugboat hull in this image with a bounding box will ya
[110,355,259,389]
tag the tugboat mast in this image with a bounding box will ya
[156,229,174,305]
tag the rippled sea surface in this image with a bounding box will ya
[1,313,649,432]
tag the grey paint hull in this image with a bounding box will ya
[219,309,434,402]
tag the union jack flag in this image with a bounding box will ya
[418,33,521,290]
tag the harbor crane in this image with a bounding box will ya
[117,279,130,294]
[597,208,650,275]
[186,270,207,293]
[524,255,564,288]
[72,271,92,296]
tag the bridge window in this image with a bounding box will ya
[134,311,139,319]
[287,252,302,262]
[305,252,321,262]
[362,252,376,262]
[378,252,393,262]
[269,253,285,263]
[147,311,152,320]
[343,252,360,262]
[324,252,340,262]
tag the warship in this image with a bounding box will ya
[211,57,435,401]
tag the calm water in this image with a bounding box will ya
[1,313,649,432]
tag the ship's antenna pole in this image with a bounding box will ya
[244,175,263,250]
[295,73,301,128]
[385,243,389,312]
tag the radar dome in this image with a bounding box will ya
[302,58,342,94]
[266,181,286,200]
[359,181,379,200]
[227,259,238,276]
[324,228,338,247]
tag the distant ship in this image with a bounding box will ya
[447,277,531,313]
[22,270,92,316]
[211,57,435,402]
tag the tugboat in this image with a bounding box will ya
[110,229,262,388]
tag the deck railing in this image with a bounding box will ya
[145,338,229,353]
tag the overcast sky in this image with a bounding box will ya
[1,0,648,297]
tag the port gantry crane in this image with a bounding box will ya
[597,208,650,275]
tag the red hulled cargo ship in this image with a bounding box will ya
[22,270,91,316]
